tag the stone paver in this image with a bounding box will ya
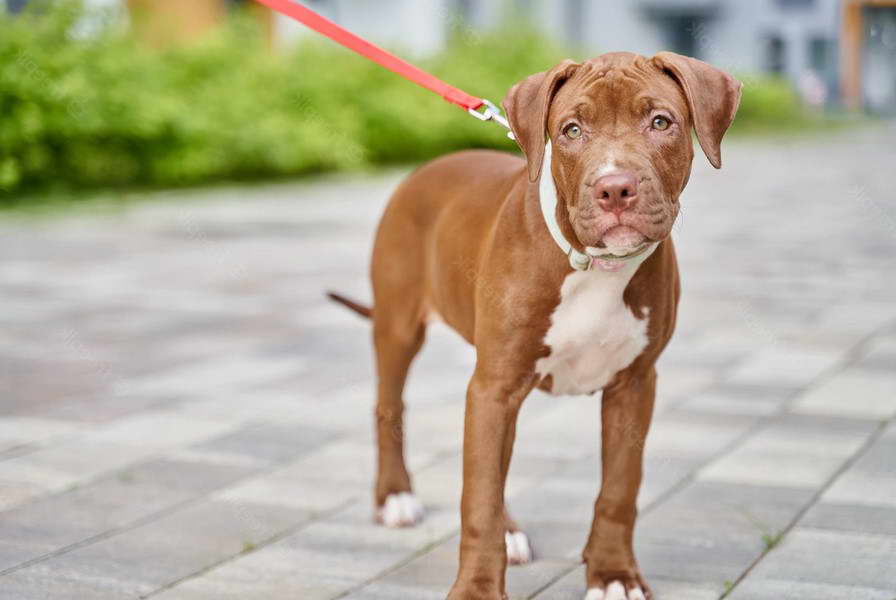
[1,125,895,599]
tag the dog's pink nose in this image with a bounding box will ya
[594,173,639,214]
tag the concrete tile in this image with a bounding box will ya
[636,538,757,587]
[814,302,896,338]
[150,545,356,600]
[652,365,718,401]
[790,368,896,420]
[640,457,704,508]
[88,410,237,450]
[0,567,152,600]
[0,473,198,571]
[822,435,896,508]
[170,392,312,425]
[193,422,339,465]
[113,355,304,398]
[855,335,896,371]
[745,527,896,591]
[726,344,844,388]
[215,472,363,512]
[823,468,896,510]
[30,498,311,591]
[0,481,46,512]
[0,438,161,502]
[508,477,599,527]
[344,582,445,599]
[646,409,758,461]
[801,501,896,537]
[0,416,81,453]
[402,452,463,509]
[676,388,785,416]
[729,578,895,600]
[697,415,876,489]
[637,482,813,553]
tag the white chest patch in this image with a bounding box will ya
[535,252,654,396]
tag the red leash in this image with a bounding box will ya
[251,0,512,133]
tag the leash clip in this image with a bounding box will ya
[468,99,516,140]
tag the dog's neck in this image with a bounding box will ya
[539,142,593,271]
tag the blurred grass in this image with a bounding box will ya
[0,1,836,203]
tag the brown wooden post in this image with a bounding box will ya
[842,0,896,110]
[127,0,226,47]
[841,0,864,111]
[127,0,275,48]
[248,3,276,47]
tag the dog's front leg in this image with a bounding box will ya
[447,368,533,600]
[582,367,656,600]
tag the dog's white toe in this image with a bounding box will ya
[584,582,644,600]
[378,492,424,528]
[584,588,605,600]
[504,530,533,565]
[628,587,646,600]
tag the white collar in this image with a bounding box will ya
[538,141,593,270]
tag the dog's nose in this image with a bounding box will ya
[593,173,639,214]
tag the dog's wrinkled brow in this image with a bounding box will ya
[554,102,594,125]
[633,95,679,115]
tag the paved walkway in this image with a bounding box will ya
[1,125,895,600]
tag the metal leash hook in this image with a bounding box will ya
[468,99,516,140]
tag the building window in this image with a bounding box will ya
[862,5,896,114]
[640,2,719,59]
[516,0,534,16]
[808,36,830,73]
[5,0,28,14]
[565,0,585,47]
[775,0,815,9]
[659,16,704,59]
[451,0,474,24]
[765,34,786,74]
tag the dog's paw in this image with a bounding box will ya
[505,530,533,565]
[584,581,647,600]
[376,492,424,528]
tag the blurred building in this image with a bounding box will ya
[279,0,896,114]
[4,0,895,113]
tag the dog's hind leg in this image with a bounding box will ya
[372,313,426,527]
[369,204,429,528]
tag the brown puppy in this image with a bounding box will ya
[330,52,741,600]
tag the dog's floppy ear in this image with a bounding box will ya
[503,59,581,182]
[652,52,742,169]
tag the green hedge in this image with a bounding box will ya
[0,1,809,196]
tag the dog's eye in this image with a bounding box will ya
[563,123,582,139]
[651,116,671,131]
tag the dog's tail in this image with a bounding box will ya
[326,291,372,319]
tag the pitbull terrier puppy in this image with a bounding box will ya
[330,51,741,600]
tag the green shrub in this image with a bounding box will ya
[0,1,818,197]
[732,74,808,132]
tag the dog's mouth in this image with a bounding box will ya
[585,242,651,262]
[584,226,650,261]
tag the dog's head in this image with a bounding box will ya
[504,52,741,260]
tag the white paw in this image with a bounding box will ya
[377,492,424,528]
[585,581,646,600]
[505,530,533,565]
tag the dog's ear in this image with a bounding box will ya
[652,52,742,169]
[503,59,581,182]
